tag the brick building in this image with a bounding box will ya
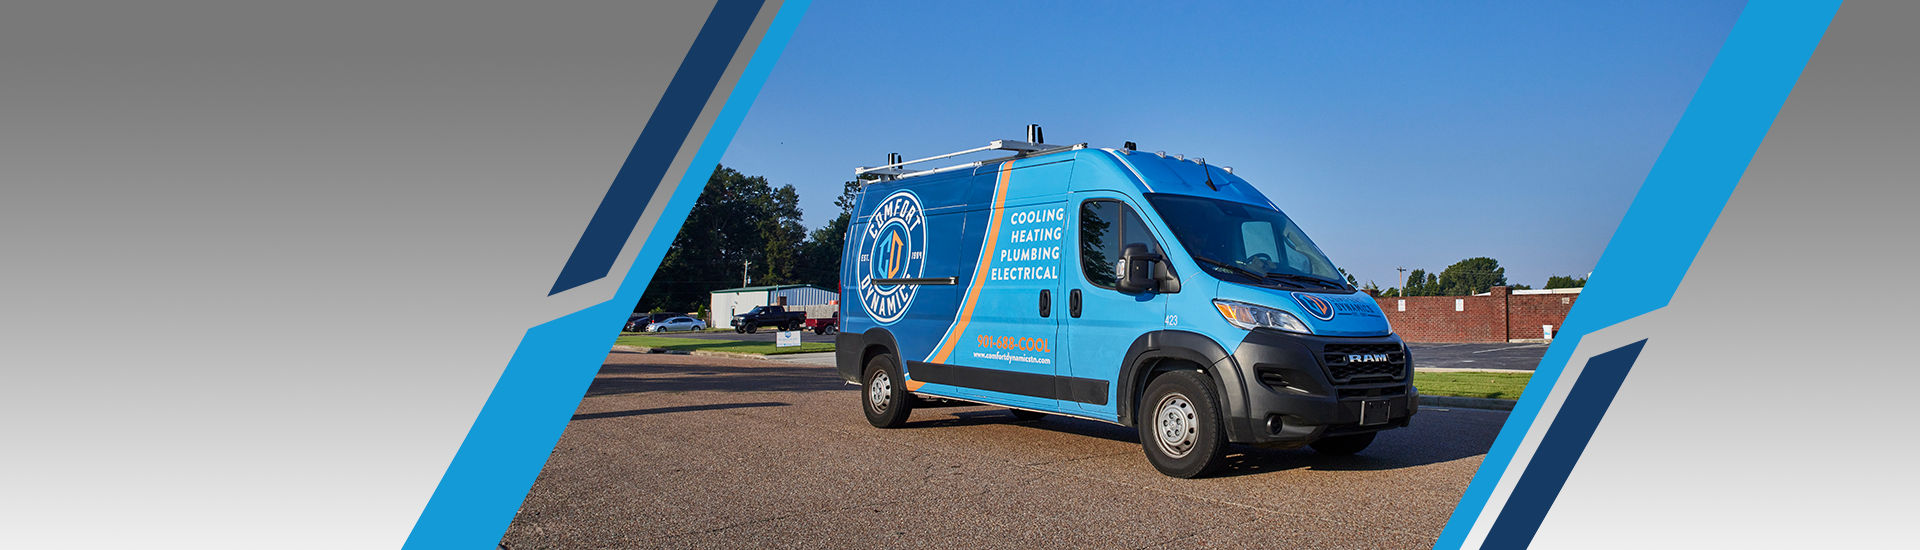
[1374,286,1580,343]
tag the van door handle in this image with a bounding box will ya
[1069,289,1082,318]
[1039,289,1051,317]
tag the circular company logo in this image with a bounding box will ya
[856,190,927,325]
[1293,292,1336,321]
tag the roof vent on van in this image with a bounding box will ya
[1154,151,1166,158]
[1123,141,1137,151]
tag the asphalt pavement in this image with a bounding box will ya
[1407,343,1547,371]
[502,351,1510,549]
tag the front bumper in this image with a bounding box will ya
[1223,329,1417,446]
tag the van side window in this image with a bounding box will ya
[1079,200,1162,289]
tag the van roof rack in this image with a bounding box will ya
[856,124,1085,181]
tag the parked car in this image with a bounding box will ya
[647,316,708,332]
[626,312,683,332]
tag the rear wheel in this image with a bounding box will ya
[1137,370,1228,478]
[862,354,912,428]
[1309,432,1377,456]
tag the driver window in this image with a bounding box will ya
[1079,200,1162,289]
[1240,221,1278,267]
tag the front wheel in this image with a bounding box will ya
[744,325,758,334]
[1309,432,1377,456]
[1137,370,1229,478]
[734,326,745,334]
[862,354,913,428]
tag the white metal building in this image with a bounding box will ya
[708,284,839,328]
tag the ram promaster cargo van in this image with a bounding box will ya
[835,127,1414,477]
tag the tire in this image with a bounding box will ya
[1007,409,1046,422]
[734,326,745,334]
[862,354,912,428]
[1309,432,1377,456]
[813,326,827,335]
[744,325,758,334]
[1137,370,1229,478]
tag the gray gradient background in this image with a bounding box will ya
[0,1,779,548]
[5,1,1911,548]
[1474,1,1919,547]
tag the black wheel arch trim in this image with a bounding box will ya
[1117,330,1253,441]
[836,327,902,384]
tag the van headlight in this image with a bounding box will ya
[1212,299,1311,334]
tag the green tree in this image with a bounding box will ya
[1402,269,1432,296]
[1545,275,1588,289]
[754,184,807,284]
[795,180,861,289]
[638,165,807,313]
[1437,257,1507,295]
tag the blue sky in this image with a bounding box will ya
[720,1,1746,290]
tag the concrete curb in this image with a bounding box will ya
[1418,395,1516,411]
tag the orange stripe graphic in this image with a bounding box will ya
[928,162,1012,366]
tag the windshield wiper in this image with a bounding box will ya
[1265,272,1347,290]
[1193,256,1266,282]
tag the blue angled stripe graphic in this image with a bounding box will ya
[1481,341,1646,550]
[549,0,768,295]
[1434,2,1840,547]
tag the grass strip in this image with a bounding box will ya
[1413,371,1531,400]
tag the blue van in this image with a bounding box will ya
[835,130,1415,477]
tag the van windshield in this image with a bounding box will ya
[1145,194,1348,290]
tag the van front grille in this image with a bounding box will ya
[1322,343,1407,383]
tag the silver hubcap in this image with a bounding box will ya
[868,371,892,414]
[1154,393,1198,458]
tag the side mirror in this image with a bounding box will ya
[1117,243,1180,294]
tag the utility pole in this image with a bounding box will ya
[742,259,751,287]
[1396,267,1409,297]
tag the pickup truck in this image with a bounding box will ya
[805,313,839,335]
[731,305,806,333]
